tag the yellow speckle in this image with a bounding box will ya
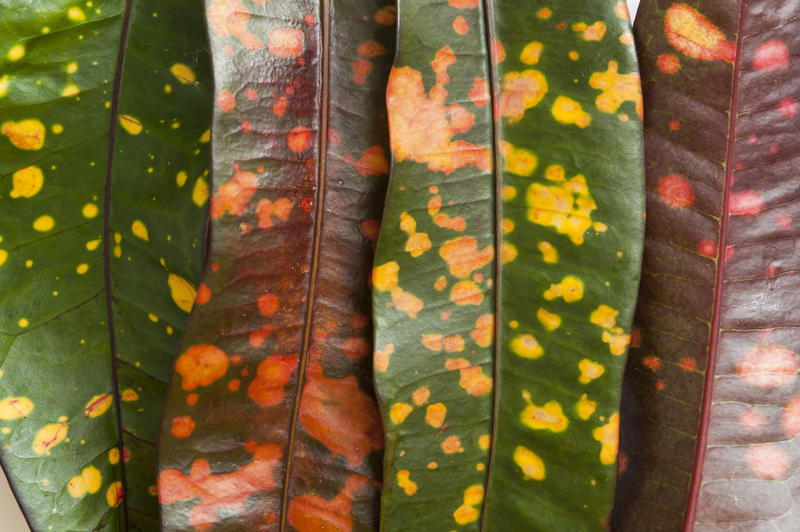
[576,393,596,420]
[427,461,438,470]
[453,485,483,525]
[176,171,188,187]
[0,250,6,267]
[521,399,568,432]
[82,203,98,218]
[168,273,196,313]
[121,389,139,402]
[170,63,196,84]
[119,114,143,135]
[61,84,79,97]
[10,166,44,198]
[33,419,68,455]
[412,387,429,406]
[148,313,158,323]
[131,219,149,241]
[593,413,619,464]
[514,445,545,480]
[164,84,172,94]
[52,124,63,134]
[41,27,50,34]
[372,261,399,292]
[68,7,86,20]
[0,75,8,97]
[199,129,210,143]
[192,178,209,206]
[25,260,32,268]
[537,308,562,331]
[397,470,417,496]
[86,239,100,251]
[572,21,607,41]
[166,326,173,334]
[2,119,46,150]
[552,95,591,128]
[579,359,605,384]
[520,41,543,65]
[478,434,490,450]
[114,232,122,244]
[171,122,180,129]
[425,403,446,428]
[569,51,579,60]
[114,246,121,258]
[106,481,123,507]
[511,334,543,359]
[500,141,538,177]
[76,263,89,275]
[594,222,608,232]
[544,276,584,302]
[0,397,34,420]
[502,186,517,201]
[7,44,24,62]
[545,165,565,182]
[33,215,55,232]
[66,62,78,74]
[390,402,413,425]
[538,241,558,264]
[109,448,120,464]
[501,242,518,264]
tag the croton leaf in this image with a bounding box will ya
[156,0,394,530]
[0,0,210,530]
[372,0,644,529]
[613,1,800,529]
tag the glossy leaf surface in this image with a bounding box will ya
[613,1,800,529]
[157,0,394,530]
[373,0,644,529]
[0,0,210,529]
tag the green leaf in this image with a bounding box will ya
[614,1,800,529]
[373,1,644,529]
[157,0,394,529]
[0,0,210,528]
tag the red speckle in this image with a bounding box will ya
[257,293,279,317]
[228,379,240,391]
[241,120,252,133]
[268,28,304,58]
[658,174,694,208]
[617,451,629,475]
[698,239,716,258]
[273,96,287,117]
[729,190,763,216]
[304,14,315,27]
[630,326,641,348]
[655,380,665,391]
[657,53,681,74]
[747,444,789,480]
[778,214,792,229]
[739,408,766,433]
[285,86,294,95]
[778,98,798,118]
[195,283,211,305]
[216,90,235,112]
[753,40,789,71]
[748,134,758,144]
[737,344,799,390]
[231,354,242,364]
[287,126,312,152]
[643,356,661,371]
[245,89,257,100]
[770,144,779,154]
[556,21,567,30]
[679,357,697,372]
[186,393,198,406]
[441,310,451,321]
[249,324,273,348]
[782,395,800,437]
[247,354,298,407]
[668,120,680,131]
[301,197,313,212]
[453,16,469,35]
[211,262,219,272]
[122,447,130,462]
[767,265,777,276]
[351,314,368,328]
[725,245,735,263]
[171,416,195,439]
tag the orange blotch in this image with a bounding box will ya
[171,416,195,439]
[441,435,464,454]
[207,0,263,50]
[210,164,258,219]
[353,58,373,84]
[273,96,288,117]
[288,126,312,152]
[386,48,490,175]
[195,283,211,305]
[342,337,370,359]
[679,357,696,372]
[391,288,424,318]
[492,40,506,63]
[664,4,735,63]
[216,90,235,112]
[698,239,716,257]
[446,358,492,396]
[453,16,469,35]
[247,354,298,407]
[358,41,386,57]
[669,120,681,130]
[343,145,389,176]
[657,173,694,208]
[268,28,304,58]
[176,345,229,391]
[439,236,493,278]
[186,393,199,406]
[375,343,394,373]
[423,334,443,351]
[643,356,661,371]
[747,444,789,480]
[246,89,257,100]
[228,379,240,391]
[256,197,293,229]
[782,395,800,437]
[375,5,396,25]
[434,212,466,231]
[657,53,681,74]
[257,293,279,316]
[729,190,763,216]
[159,443,282,529]
[450,280,483,306]
[288,475,371,532]
[470,314,493,348]
[753,40,789,71]
[469,78,489,107]
[737,344,798,390]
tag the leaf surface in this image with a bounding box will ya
[156,0,394,530]
[613,1,800,529]
[373,1,644,530]
[0,0,211,529]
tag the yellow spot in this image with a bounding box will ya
[520,41,543,65]
[131,220,149,241]
[106,481,123,507]
[84,394,112,417]
[589,61,643,120]
[514,445,545,480]
[537,308,562,331]
[478,434,490,450]
[164,84,172,94]
[121,389,139,402]
[108,448,120,464]
[66,62,78,74]
[148,313,158,322]
[527,175,596,245]
[176,171,188,187]
[67,466,102,498]
[521,399,568,432]
[572,21,607,41]
[396,470,417,496]
[373,261,399,292]
[511,334,543,359]
[0,397,34,420]
[114,246,121,258]
[119,114,142,135]
[18,318,29,328]
[425,403,447,428]
[0,75,8,97]
[10,166,44,198]
[114,232,122,244]
[68,7,86,21]
[76,263,89,275]
[82,203,98,218]
[450,280,483,306]
[390,402,413,425]
[499,141,538,176]
[0,250,6,266]
[544,275,584,303]
[502,219,514,234]
[412,387,430,406]
[33,419,68,455]
[576,393,596,420]
[590,305,618,329]
[453,485,483,525]
[594,222,608,232]
[25,260,32,268]
[170,63,196,84]
[603,329,630,355]
[441,435,464,454]
[500,70,548,122]
[192,178,208,206]
[61,84,79,97]
[2,119,46,150]
[501,243,518,264]
[569,51,579,60]
[538,241,558,263]
[7,45,24,61]
[168,273,197,313]
[545,165,565,182]
[552,95,591,128]
[579,359,605,384]
[33,215,55,232]
[427,461,438,470]
[199,129,210,143]
[593,413,619,464]
[405,232,432,257]
[502,186,517,201]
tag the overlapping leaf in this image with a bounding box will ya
[0,0,211,529]
[372,0,644,529]
[156,0,395,530]
[613,1,800,529]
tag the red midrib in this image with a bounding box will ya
[683,3,747,529]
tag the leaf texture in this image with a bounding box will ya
[156,0,394,530]
[613,1,800,530]
[0,0,211,529]
[373,0,644,530]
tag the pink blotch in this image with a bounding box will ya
[736,344,799,390]
[770,144,779,154]
[729,190,763,216]
[753,40,790,72]
[747,444,789,480]
[778,98,798,118]
[698,239,716,258]
[216,90,235,112]
[748,135,757,144]
[782,395,800,437]
[658,174,694,208]
[739,408,766,433]
[222,45,234,56]
[767,265,777,276]
[304,14,316,27]
[657,53,681,74]
[268,28,304,58]
[778,214,792,229]
[246,89,258,101]
[725,245,735,263]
